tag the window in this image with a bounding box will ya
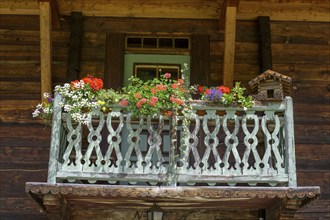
[134,63,181,81]
[267,89,275,98]
[126,36,190,52]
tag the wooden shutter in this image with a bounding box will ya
[190,35,210,86]
[104,33,125,89]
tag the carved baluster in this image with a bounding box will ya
[144,116,166,178]
[202,110,221,178]
[270,114,284,175]
[222,109,241,179]
[104,109,124,183]
[261,110,281,178]
[83,109,105,178]
[241,110,260,180]
[62,113,82,174]
[168,113,178,186]
[124,114,144,177]
[179,111,201,178]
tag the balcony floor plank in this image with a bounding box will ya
[25,182,320,219]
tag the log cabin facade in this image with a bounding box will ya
[0,0,329,219]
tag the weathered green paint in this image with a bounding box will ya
[47,93,63,183]
[48,94,297,187]
[123,54,190,86]
[284,96,297,187]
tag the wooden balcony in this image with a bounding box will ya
[26,94,320,219]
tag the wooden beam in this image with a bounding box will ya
[258,16,273,73]
[1,1,329,22]
[39,1,52,101]
[219,0,240,31]
[66,12,83,82]
[38,0,60,28]
[222,3,238,87]
[238,1,330,22]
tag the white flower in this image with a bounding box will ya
[32,109,40,117]
[64,104,73,112]
[43,93,51,99]
[81,114,91,125]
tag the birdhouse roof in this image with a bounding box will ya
[248,69,292,90]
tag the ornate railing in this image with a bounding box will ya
[47,94,297,187]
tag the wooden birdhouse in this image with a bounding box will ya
[248,70,292,101]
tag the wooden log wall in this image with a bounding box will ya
[0,13,329,219]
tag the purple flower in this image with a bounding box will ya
[205,88,223,102]
[47,96,54,103]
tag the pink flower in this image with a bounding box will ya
[164,110,173,116]
[171,83,179,89]
[149,101,156,106]
[151,88,157,94]
[156,84,167,91]
[164,73,171,79]
[148,96,158,106]
[119,99,128,107]
[136,98,147,108]
[134,93,142,99]
[178,79,184,85]
[175,98,184,106]
[150,96,158,102]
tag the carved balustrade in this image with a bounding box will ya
[47,94,297,187]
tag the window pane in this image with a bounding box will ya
[175,38,189,49]
[136,67,157,81]
[127,37,142,48]
[143,38,157,48]
[159,38,173,48]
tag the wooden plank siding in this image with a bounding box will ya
[0,11,329,219]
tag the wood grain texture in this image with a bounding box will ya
[223,6,237,87]
[66,12,83,82]
[39,1,52,101]
[1,0,329,22]
[190,35,210,86]
[0,5,329,219]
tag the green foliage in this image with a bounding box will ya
[123,74,190,117]
[96,88,124,113]
[222,82,254,108]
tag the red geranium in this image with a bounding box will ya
[219,86,230,94]
[82,76,103,91]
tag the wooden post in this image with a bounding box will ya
[284,97,297,187]
[47,93,62,183]
[66,12,83,82]
[222,1,239,88]
[39,1,52,101]
[258,16,273,72]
